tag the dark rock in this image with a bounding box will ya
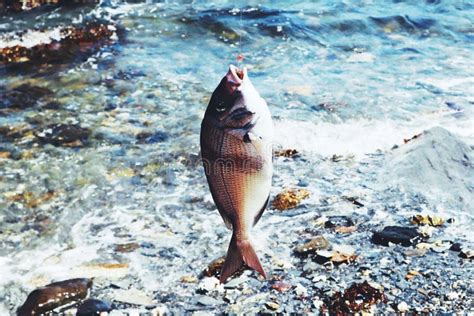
[323,281,386,314]
[325,216,355,228]
[35,124,91,147]
[449,242,462,252]
[342,196,365,207]
[0,85,52,110]
[1,0,89,11]
[104,103,117,111]
[136,131,169,144]
[76,299,112,316]
[372,226,424,247]
[17,278,92,316]
[1,22,117,67]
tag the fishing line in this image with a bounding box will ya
[233,0,244,68]
[237,2,243,68]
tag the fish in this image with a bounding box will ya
[200,65,273,283]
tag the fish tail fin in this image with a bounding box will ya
[220,233,267,283]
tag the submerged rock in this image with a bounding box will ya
[0,84,52,111]
[35,124,91,147]
[76,298,112,316]
[271,188,310,211]
[372,226,423,247]
[323,281,386,314]
[17,278,92,316]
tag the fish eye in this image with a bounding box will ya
[215,101,226,112]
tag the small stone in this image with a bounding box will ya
[198,277,220,293]
[196,295,221,306]
[202,256,225,278]
[294,284,308,297]
[325,216,355,228]
[76,298,112,316]
[273,149,300,158]
[449,242,462,252]
[0,151,11,159]
[397,301,409,312]
[405,270,420,281]
[417,225,435,238]
[224,277,245,289]
[271,281,292,293]
[411,214,444,227]
[460,249,474,259]
[180,275,198,283]
[271,188,310,210]
[334,226,357,234]
[342,196,364,207]
[265,301,280,311]
[294,236,329,257]
[372,226,423,247]
[446,292,459,300]
[115,243,140,253]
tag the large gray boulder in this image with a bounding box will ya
[380,126,473,213]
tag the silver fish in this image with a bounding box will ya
[200,65,273,283]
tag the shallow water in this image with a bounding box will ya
[0,1,473,314]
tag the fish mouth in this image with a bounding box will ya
[225,65,247,94]
[228,64,246,83]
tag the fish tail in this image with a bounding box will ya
[220,233,267,283]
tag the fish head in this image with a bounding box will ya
[206,65,263,121]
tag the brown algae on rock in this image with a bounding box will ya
[271,188,310,211]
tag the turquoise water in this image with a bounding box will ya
[0,1,473,314]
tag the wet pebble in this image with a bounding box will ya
[265,301,280,311]
[372,226,424,247]
[76,298,112,316]
[17,278,92,316]
[324,216,355,228]
[202,256,225,278]
[294,235,329,257]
